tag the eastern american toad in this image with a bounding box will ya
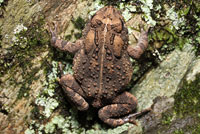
[50,6,150,127]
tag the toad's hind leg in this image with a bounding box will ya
[59,74,89,111]
[98,92,150,127]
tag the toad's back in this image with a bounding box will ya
[72,6,133,106]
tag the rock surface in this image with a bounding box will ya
[138,56,200,134]
[0,0,199,134]
[132,44,195,111]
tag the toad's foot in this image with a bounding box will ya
[122,107,152,125]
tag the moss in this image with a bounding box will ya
[65,16,86,41]
[0,18,50,100]
[0,0,4,5]
[98,0,135,7]
[0,102,8,115]
[0,0,8,17]
[0,0,8,6]
[74,32,82,39]
[72,16,86,31]
[17,67,40,99]
[161,112,174,125]
[30,106,45,120]
[171,73,200,132]
[156,73,200,133]
[192,125,200,134]
[0,19,49,77]
[174,74,200,116]
[129,0,200,55]
[173,129,184,134]
[65,34,72,40]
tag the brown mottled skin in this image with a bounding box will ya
[50,6,150,127]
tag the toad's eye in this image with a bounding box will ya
[96,19,102,25]
[111,23,122,33]
[91,19,102,28]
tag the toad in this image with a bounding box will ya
[50,6,150,127]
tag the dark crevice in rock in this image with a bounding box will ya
[0,102,8,115]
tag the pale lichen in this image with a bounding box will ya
[166,6,185,30]
[25,129,35,134]
[35,97,59,118]
[13,24,28,34]
[25,121,36,134]
[86,123,131,134]
[122,8,133,21]
[35,61,59,118]
[89,0,104,17]
[12,24,28,43]
[139,0,156,26]
[44,113,84,134]
[119,3,137,22]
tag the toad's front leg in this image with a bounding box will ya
[127,27,149,59]
[59,74,89,111]
[98,92,150,127]
[50,23,83,54]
